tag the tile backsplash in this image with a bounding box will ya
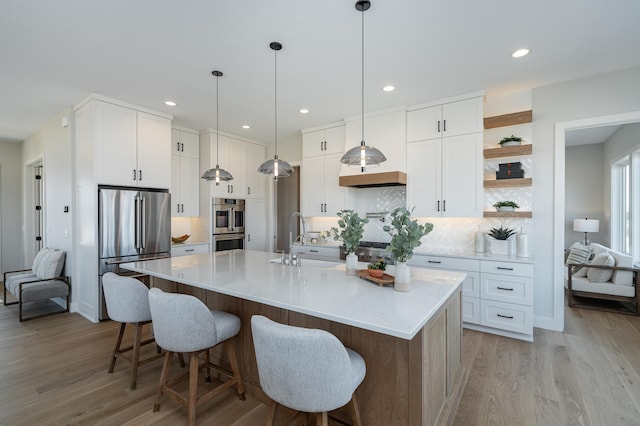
[305,186,532,253]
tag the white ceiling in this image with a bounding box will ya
[565,125,622,147]
[2,0,640,144]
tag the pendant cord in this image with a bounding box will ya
[361,7,365,144]
[274,47,278,157]
[216,73,220,166]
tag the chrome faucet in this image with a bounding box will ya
[288,212,307,264]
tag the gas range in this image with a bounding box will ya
[339,241,393,264]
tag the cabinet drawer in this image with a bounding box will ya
[481,273,533,306]
[462,296,480,324]
[294,245,340,262]
[481,260,533,277]
[480,300,533,335]
[409,255,480,272]
[171,243,209,257]
[462,271,480,298]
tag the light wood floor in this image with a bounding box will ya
[1,300,639,425]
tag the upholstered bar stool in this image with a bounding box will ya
[251,315,366,426]
[148,288,245,426]
[102,272,165,389]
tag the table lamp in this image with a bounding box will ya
[573,218,600,245]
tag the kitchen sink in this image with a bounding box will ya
[268,257,340,267]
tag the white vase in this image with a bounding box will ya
[394,262,411,292]
[490,238,512,256]
[346,253,358,276]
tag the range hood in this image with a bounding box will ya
[339,171,407,188]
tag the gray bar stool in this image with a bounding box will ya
[102,272,165,389]
[251,315,366,426]
[148,288,245,426]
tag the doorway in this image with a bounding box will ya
[275,166,300,252]
[554,110,640,330]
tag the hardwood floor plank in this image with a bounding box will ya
[2,299,640,426]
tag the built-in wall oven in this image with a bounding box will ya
[212,198,245,252]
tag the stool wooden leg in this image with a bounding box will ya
[130,322,143,389]
[188,351,199,426]
[349,393,362,426]
[108,323,126,374]
[153,351,172,412]
[315,412,328,426]
[265,401,278,426]
[225,338,245,399]
[204,349,212,383]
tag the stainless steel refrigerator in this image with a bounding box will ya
[98,186,171,319]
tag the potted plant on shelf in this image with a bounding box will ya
[383,207,433,292]
[367,259,387,278]
[331,210,368,275]
[487,225,517,255]
[499,135,523,147]
[493,201,519,212]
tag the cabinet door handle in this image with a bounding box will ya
[320,141,323,151]
[181,143,184,152]
[181,203,184,213]
[176,142,180,152]
[139,170,142,181]
[324,203,327,213]
[428,260,442,264]
[324,141,327,151]
[437,120,440,133]
[497,267,514,271]
[497,314,514,319]
[437,200,440,212]
[177,203,180,212]
[231,185,234,193]
[185,248,195,252]
[443,119,447,132]
[247,234,251,242]
[497,286,514,291]
[133,169,137,180]
[248,187,251,195]
[443,200,446,212]
[310,249,319,252]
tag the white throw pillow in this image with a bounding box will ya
[37,250,66,279]
[609,250,634,286]
[587,252,615,283]
[31,248,51,274]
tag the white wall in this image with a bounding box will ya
[533,66,640,331]
[0,141,23,273]
[565,143,606,246]
[21,109,73,275]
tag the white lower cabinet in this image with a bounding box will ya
[171,242,210,257]
[409,254,534,341]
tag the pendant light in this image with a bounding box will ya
[341,0,386,172]
[257,41,294,181]
[201,70,233,185]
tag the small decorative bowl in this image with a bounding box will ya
[171,234,190,244]
[368,269,385,278]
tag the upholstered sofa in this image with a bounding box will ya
[565,242,639,315]
[3,248,70,321]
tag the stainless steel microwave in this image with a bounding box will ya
[213,198,245,235]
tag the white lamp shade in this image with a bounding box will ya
[573,218,600,233]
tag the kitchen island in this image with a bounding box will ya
[122,250,466,425]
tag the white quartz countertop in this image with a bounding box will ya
[121,250,464,340]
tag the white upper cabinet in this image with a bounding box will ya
[94,100,171,189]
[245,142,266,199]
[341,109,407,176]
[407,97,483,142]
[171,128,199,217]
[302,125,345,157]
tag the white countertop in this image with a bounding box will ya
[121,250,464,340]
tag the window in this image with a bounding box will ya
[611,148,640,262]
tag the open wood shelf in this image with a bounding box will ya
[484,144,532,158]
[483,211,532,218]
[484,110,532,129]
[484,178,532,188]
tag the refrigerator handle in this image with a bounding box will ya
[134,195,140,249]
[141,196,147,248]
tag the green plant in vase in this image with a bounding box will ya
[331,210,368,275]
[383,207,433,291]
[493,201,519,211]
[498,135,523,146]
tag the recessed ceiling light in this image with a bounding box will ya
[164,100,177,106]
[512,48,530,58]
[299,108,309,114]
[382,85,395,92]
[242,125,250,129]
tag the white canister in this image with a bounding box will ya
[345,253,358,275]
[474,231,486,253]
[516,232,529,258]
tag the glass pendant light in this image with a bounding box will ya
[257,41,294,181]
[341,0,386,172]
[201,70,233,185]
